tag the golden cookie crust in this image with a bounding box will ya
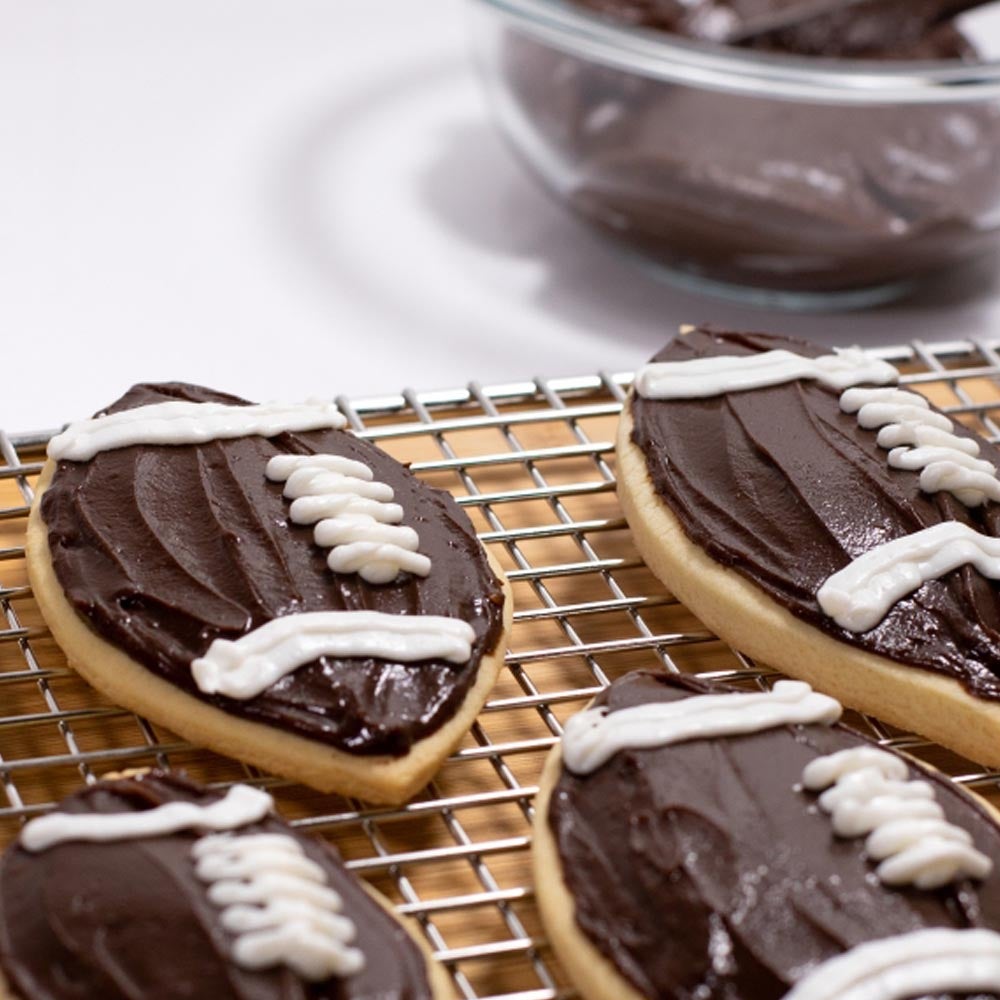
[366,883,456,1000]
[27,459,512,805]
[616,399,1000,769]
[532,745,645,1000]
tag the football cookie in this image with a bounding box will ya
[0,770,453,999]
[534,670,1000,1000]
[617,327,1000,767]
[27,383,511,803]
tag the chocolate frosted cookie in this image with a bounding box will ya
[27,383,511,802]
[534,671,1000,1000]
[0,770,453,999]
[617,327,1000,767]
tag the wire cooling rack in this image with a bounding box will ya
[4,336,1000,999]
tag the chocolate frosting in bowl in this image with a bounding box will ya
[629,328,1000,700]
[39,383,506,756]
[0,771,433,999]
[490,2,1000,294]
[569,0,990,59]
[548,671,1000,998]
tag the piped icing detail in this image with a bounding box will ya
[48,399,347,462]
[633,347,898,400]
[193,832,365,982]
[817,521,1000,633]
[561,679,842,775]
[265,453,430,584]
[20,783,274,853]
[191,610,477,700]
[784,928,1000,1000]
[840,386,1000,506]
[802,747,993,889]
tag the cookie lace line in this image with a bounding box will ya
[266,453,431,585]
[19,783,275,853]
[840,386,1000,507]
[802,746,992,889]
[817,386,1000,628]
[47,399,347,462]
[784,928,1000,1000]
[560,680,842,774]
[193,831,364,982]
[191,610,476,700]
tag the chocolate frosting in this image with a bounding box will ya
[630,328,1000,701]
[495,16,1000,293]
[549,670,1000,998]
[569,0,988,60]
[40,383,506,756]
[0,772,433,999]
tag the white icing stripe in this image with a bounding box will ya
[784,929,1000,1000]
[877,421,979,455]
[817,521,1000,633]
[839,386,932,415]
[19,784,274,853]
[802,747,992,889]
[561,680,842,775]
[888,446,994,475]
[48,399,347,462]
[193,832,364,982]
[191,610,476,700]
[266,454,430,585]
[921,462,1000,506]
[633,347,898,400]
[840,386,1000,507]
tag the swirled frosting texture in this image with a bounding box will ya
[0,772,432,999]
[40,383,506,756]
[630,328,1000,700]
[549,671,1000,998]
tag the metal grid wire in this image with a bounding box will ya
[3,336,1000,998]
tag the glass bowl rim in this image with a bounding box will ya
[469,0,1000,103]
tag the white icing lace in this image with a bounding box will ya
[191,610,476,700]
[633,347,898,400]
[817,521,1000,633]
[561,680,842,775]
[266,453,430,584]
[840,385,1000,507]
[48,399,346,462]
[785,929,1000,1000]
[20,783,274,853]
[802,746,993,889]
[192,832,365,982]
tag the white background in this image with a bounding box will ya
[3,0,1000,431]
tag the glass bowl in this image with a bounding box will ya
[467,0,1000,308]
